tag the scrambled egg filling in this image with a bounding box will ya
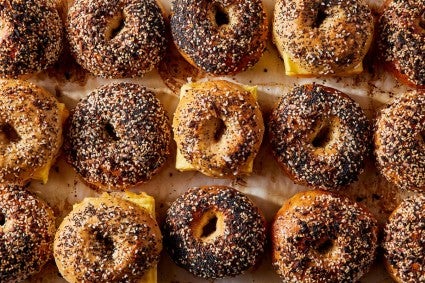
[283,52,363,76]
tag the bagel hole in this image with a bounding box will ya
[0,123,21,144]
[201,214,218,238]
[106,12,125,40]
[91,229,115,259]
[419,11,425,30]
[0,212,5,226]
[313,9,327,28]
[214,4,230,27]
[420,130,425,142]
[214,118,227,141]
[316,238,334,254]
[104,122,119,141]
[193,210,224,242]
[312,123,332,148]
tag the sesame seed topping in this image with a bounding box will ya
[170,0,268,75]
[64,82,171,191]
[272,190,379,283]
[0,80,64,185]
[53,195,162,282]
[268,84,371,190]
[173,81,264,177]
[0,0,63,78]
[67,0,167,78]
[374,90,425,192]
[377,0,425,88]
[0,184,56,282]
[383,194,425,282]
[273,0,374,75]
[163,186,267,279]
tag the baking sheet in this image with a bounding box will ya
[19,0,417,282]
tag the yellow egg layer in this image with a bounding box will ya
[283,52,363,77]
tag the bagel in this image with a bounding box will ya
[173,80,264,177]
[374,90,425,192]
[170,0,268,75]
[64,82,171,191]
[0,80,67,185]
[271,190,379,282]
[0,184,56,282]
[67,0,167,78]
[268,84,371,189]
[0,0,63,78]
[273,0,374,76]
[164,186,267,279]
[378,0,425,89]
[54,192,162,282]
[383,194,425,283]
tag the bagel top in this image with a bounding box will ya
[54,193,162,283]
[268,84,371,189]
[0,184,56,283]
[273,0,374,75]
[66,0,168,78]
[374,90,425,192]
[64,82,171,191]
[173,80,264,177]
[0,80,67,185]
[0,0,63,78]
[170,0,268,75]
[378,0,425,88]
[272,189,379,282]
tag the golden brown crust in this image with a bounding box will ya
[170,0,268,75]
[271,190,379,283]
[0,80,66,185]
[0,0,63,78]
[268,84,371,190]
[64,82,171,191]
[173,80,264,177]
[0,185,56,282]
[53,194,162,283]
[383,195,425,282]
[164,186,267,279]
[273,0,374,75]
[66,0,167,78]
[374,90,425,192]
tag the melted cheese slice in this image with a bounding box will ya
[283,52,364,77]
[175,83,258,174]
[32,103,69,183]
[123,191,157,283]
